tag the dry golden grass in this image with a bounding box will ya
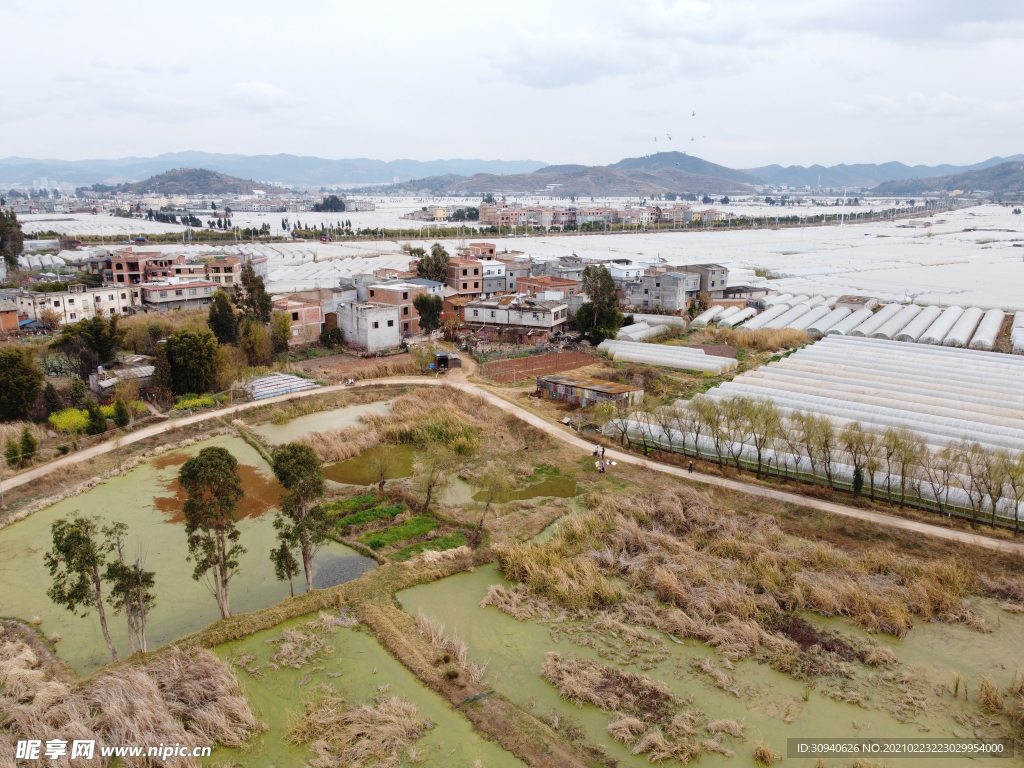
[976,674,1005,712]
[491,487,984,679]
[753,738,782,765]
[713,327,808,351]
[266,629,334,670]
[415,609,486,683]
[0,626,260,766]
[288,694,426,768]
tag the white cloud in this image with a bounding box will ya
[228,81,294,112]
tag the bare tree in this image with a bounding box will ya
[368,449,395,492]
[722,396,753,471]
[1003,450,1024,533]
[862,429,883,503]
[693,395,726,466]
[892,427,924,508]
[416,449,457,515]
[954,440,987,522]
[920,441,962,517]
[747,399,782,479]
[793,413,822,484]
[978,448,1009,527]
[472,462,513,547]
[654,403,682,456]
[814,415,841,490]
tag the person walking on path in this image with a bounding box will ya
[688,461,694,473]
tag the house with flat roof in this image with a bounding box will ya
[141,281,217,312]
[273,296,324,346]
[536,375,643,407]
[366,281,428,336]
[334,302,400,351]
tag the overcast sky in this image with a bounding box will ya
[2,0,1022,168]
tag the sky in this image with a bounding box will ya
[2,0,1023,169]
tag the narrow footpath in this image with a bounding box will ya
[7,376,1023,555]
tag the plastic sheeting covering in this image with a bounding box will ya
[610,348,736,372]
[788,304,831,331]
[631,313,688,328]
[895,305,942,342]
[690,305,725,328]
[1013,311,1024,354]
[848,303,902,337]
[763,293,793,307]
[826,307,873,335]
[919,306,964,345]
[741,302,792,330]
[618,321,650,337]
[872,304,922,340]
[716,306,742,322]
[717,307,757,328]
[698,335,1024,452]
[764,303,814,330]
[806,306,851,336]
[942,306,984,347]
[625,325,671,341]
[968,308,1005,350]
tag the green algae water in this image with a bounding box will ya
[398,565,1024,768]
[324,444,417,485]
[209,612,527,768]
[252,398,394,444]
[0,435,374,674]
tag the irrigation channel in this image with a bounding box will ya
[399,565,1024,768]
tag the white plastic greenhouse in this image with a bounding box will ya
[895,305,942,342]
[631,313,688,328]
[967,308,1005,350]
[764,303,814,330]
[763,293,793,307]
[1013,312,1024,354]
[848,303,902,337]
[872,304,922,340]
[598,340,738,373]
[942,306,984,347]
[626,325,672,341]
[826,307,874,335]
[715,306,742,322]
[717,307,757,328]
[690,305,725,328]
[618,321,650,337]
[787,304,831,331]
[919,306,963,345]
[806,306,851,336]
[741,302,793,330]
[699,335,1024,452]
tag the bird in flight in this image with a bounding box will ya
[666,134,672,140]
[691,136,695,141]
[692,111,696,116]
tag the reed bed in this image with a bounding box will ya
[266,629,334,670]
[712,327,808,352]
[288,694,426,768]
[490,488,984,677]
[415,609,487,683]
[0,625,260,767]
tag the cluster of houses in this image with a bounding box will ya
[1,240,759,355]
[477,202,698,228]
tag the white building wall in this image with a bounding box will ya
[335,303,401,351]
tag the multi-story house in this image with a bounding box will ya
[628,272,701,313]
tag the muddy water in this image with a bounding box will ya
[323,444,417,486]
[209,613,527,768]
[442,474,580,507]
[0,435,375,674]
[251,398,393,444]
[399,566,1023,768]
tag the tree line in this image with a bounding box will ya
[43,439,329,662]
[601,394,1024,530]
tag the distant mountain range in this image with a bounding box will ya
[742,156,1024,189]
[872,161,1024,196]
[0,152,547,187]
[4,149,1022,194]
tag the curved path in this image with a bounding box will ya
[6,376,1023,555]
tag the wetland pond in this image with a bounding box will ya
[209,613,527,768]
[0,434,375,674]
[399,565,1024,768]
[251,398,394,444]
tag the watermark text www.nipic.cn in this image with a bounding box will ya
[16,740,213,761]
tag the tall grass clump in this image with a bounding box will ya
[415,609,487,683]
[0,625,260,763]
[288,694,426,768]
[714,327,808,351]
[490,488,984,673]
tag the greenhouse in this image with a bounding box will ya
[895,305,942,342]
[717,307,757,328]
[597,339,738,373]
[805,306,851,336]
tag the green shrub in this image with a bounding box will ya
[112,399,131,428]
[85,399,108,435]
[359,516,438,550]
[324,494,381,515]
[391,532,468,562]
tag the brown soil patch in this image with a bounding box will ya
[687,343,738,359]
[154,464,284,523]
[152,451,190,470]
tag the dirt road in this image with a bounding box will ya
[7,376,1022,555]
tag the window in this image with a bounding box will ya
[68,299,75,305]
[115,263,123,270]
[387,319,394,327]
[110,308,116,315]
[490,311,495,318]
[159,291,167,298]
[403,306,408,316]
[204,287,211,294]
[474,268,479,275]
[370,289,375,297]
[644,289,648,295]
[402,292,408,300]
[462,283,467,289]
[473,310,479,317]
[462,268,468,276]
[473,282,479,288]
[108,294,114,300]
[187,288,196,295]
[70,313,76,319]
[53,300,60,306]
[372,321,379,329]
[292,329,298,336]
[120,293,126,299]
[711,281,715,287]
[655,282,660,287]
[175,290,183,296]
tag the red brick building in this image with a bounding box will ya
[367,281,428,335]
[516,274,580,298]
[446,258,483,300]
[273,297,324,346]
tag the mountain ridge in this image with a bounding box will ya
[872,161,1024,196]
